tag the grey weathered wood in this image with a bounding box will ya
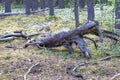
[0,21,118,58]
[0,8,49,16]
[23,21,119,58]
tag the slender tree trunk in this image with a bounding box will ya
[32,0,38,11]
[5,0,11,13]
[49,0,54,16]
[40,0,46,9]
[25,0,32,15]
[79,0,85,9]
[56,0,59,7]
[58,0,65,9]
[74,0,80,27]
[87,0,95,20]
[100,0,103,10]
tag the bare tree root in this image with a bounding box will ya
[0,21,119,58]
[23,21,119,58]
[0,20,119,79]
[83,36,98,49]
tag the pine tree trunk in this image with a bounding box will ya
[100,0,103,10]
[74,0,80,27]
[40,0,46,9]
[87,0,95,20]
[32,0,38,11]
[79,0,85,9]
[49,0,54,16]
[58,0,65,9]
[25,0,32,15]
[5,0,11,13]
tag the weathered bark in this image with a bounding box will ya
[0,31,44,41]
[0,21,119,58]
[23,21,119,58]
[0,21,119,59]
[0,12,25,16]
[0,8,49,16]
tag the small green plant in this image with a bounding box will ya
[108,0,115,6]
[0,54,11,60]
[110,42,120,56]
[46,16,58,21]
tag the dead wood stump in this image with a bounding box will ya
[23,21,119,58]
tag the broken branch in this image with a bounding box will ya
[23,21,119,58]
[111,73,120,80]
[67,55,120,78]
[23,62,41,80]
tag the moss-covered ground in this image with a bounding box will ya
[0,7,120,80]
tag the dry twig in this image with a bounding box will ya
[111,73,120,80]
[67,55,120,78]
[23,62,41,80]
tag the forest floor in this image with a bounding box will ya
[0,8,120,80]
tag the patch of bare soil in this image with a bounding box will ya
[0,16,6,20]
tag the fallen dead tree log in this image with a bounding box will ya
[0,31,46,41]
[0,8,49,16]
[22,21,119,58]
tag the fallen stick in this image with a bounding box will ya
[0,37,18,41]
[0,31,46,40]
[0,8,49,16]
[23,62,41,80]
[67,55,120,78]
[111,73,120,80]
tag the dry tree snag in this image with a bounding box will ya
[23,21,119,58]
